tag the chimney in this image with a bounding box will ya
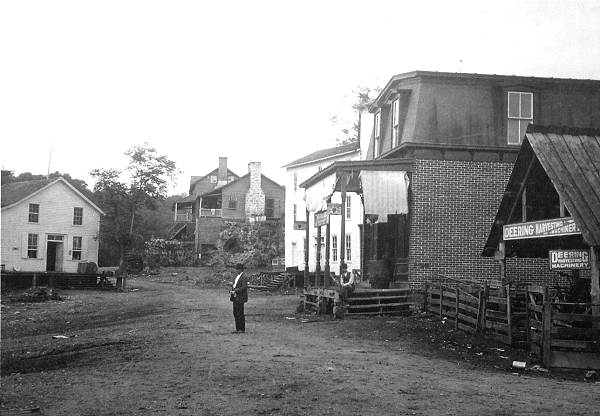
[218,157,228,182]
[245,162,266,220]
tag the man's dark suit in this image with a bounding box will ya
[231,272,248,332]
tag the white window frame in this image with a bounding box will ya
[374,111,381,158]
[345,235,352,261]
[28,233,38,258]
[73,207,83,225]
[392,98,400,147]
[332,235,338,262]
[28,203,39,223]
[227,195,237,210]
[345,195,351,220]
[72,236,82,260]
[507,91,533,145]
[293,172,298,191]
[210,175,217,183]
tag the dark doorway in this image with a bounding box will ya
[46,241,64,272]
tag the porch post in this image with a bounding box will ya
[304,209,310,288]
[339,173,347,270]
[591,246,600,323]
[316,224,322,287]
[361,200,365,283]
[325,220,330,286]
[174,202,178,222]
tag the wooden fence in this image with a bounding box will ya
[425,281,600,369]
[526,285,600,369]
[424,282,516,344]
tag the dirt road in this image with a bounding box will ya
[1,277,598,415]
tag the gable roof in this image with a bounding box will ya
[483,125,600,255]
[189,168,239,192]
[283,142,360,168]
[1,177,105,215]
[200,173,285,197]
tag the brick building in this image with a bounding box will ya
[301,71,600,288]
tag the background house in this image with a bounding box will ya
[283,142,362,275]
[171,159,285,253]
[1,177,104,272]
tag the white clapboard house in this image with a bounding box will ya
[1,177,104,272]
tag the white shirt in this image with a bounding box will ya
[233,272,243,288]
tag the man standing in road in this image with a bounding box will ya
[230,263,248,333]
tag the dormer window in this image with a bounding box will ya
[374,111,381,158]
[210,175,217,183]
[392,98,400,147]
[507,92,533,145]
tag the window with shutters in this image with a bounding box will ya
[72,236,82,260]
[28,234,38,258]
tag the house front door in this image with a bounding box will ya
[46,237,65,272]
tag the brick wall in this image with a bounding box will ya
[408,159,569,289]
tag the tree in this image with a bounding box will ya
[332,86,381,145]
[91,143,178,272]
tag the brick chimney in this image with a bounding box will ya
[245,162,265,220]
[218,157,228,182]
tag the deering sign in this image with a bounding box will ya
[503,217,581,241]
[549,250,590,270]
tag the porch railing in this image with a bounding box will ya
[200,208,222,217]
[175,213,194,222]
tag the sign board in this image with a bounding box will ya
[293,221,307,231]
[503,217,581,241]
[327,203,342,215]
[314,211,329,227]
[549,250,590,270]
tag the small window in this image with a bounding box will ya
[228,196,237,210]
[265,198,275,218]
[507,92,533,145]
[374,111,381,157]
[73,207,83,225]
[210,175,217,183]
[293,204,297,222]
[332,235,338,262]
[345,195,351,220]
[227,175,235,183]
[27,233,38,258]
[293,172,298,191]
[28,203,39,223]
[345,235,352,261]
[72,236,82,260]
[47,234,64,241]
[392,98,400,147]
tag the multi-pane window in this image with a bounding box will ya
[507,92,533,145]
[28,203,39,223]
[72,236,82,260]
[73,207,83,225]
[345,195,351,220]
[228,196,237,210]
[293,172,298,191]
[293,204,297,222]
[345,235,352,261]
[392,98,400,147]
[27,233,38,258]
[332,235,338,262]
[374,111,381,157]
[265,198,275,218]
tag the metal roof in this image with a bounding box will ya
[483,125,600,255]
[282,142,360,168]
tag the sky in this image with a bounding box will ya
[1,0,599,195]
